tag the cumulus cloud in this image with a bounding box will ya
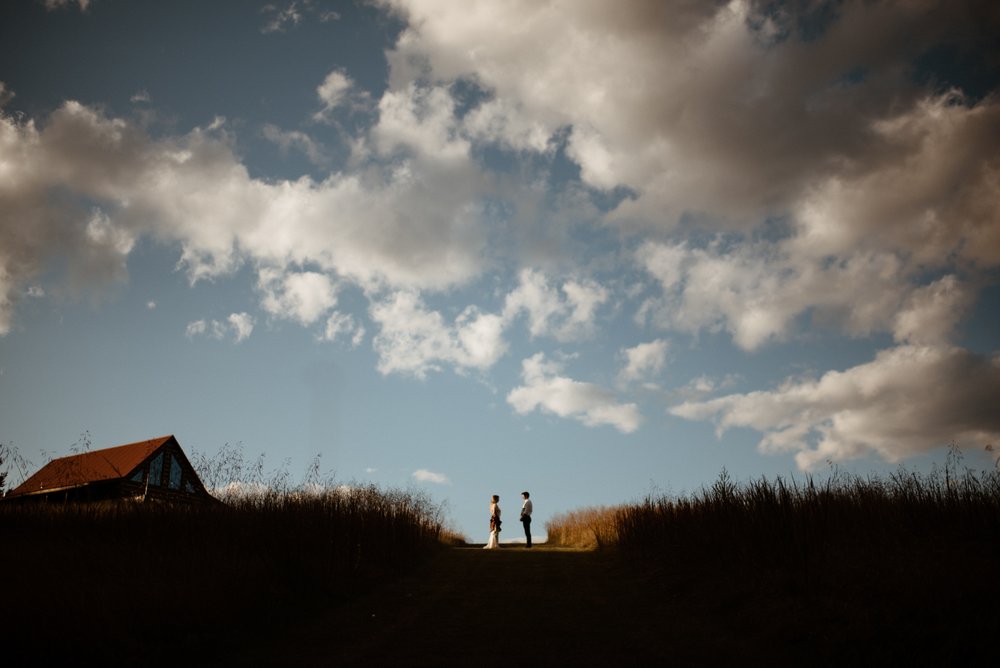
[671,345,1000,470]
[462,98,553,153]
[261,1,339,33]
[260,2,303,33]
[257,268,337,326]
[43,0,91,10]
[227,312,255,343]
[788,91,1000,268]
[619,339,668,385]
[370,291,506,378]
[0,92,496,334]
[368,267,613,377]
[373,83,471,164]
[635,240,961,351]
[262,124,327,166]
[320,311,365,347]
[383,1,999,239]
[5,0,1000,472]
[382,0,1000,354]
[185,312,254,343]
[893,275,974,346]
[412,468,450,484]
[507,353,641,433]
[312,69,365,122]
[185,320,207,338]
[673,374,740,402]
[503,269,609,342]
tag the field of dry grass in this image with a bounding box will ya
[543,455,1000,664]
[0,444,454,664]
[3,444,998,664]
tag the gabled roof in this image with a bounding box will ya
[7,435,175,498]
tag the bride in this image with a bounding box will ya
[484,494,501,549]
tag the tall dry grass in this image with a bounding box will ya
[544,506,620,548]
[0,443,458,664]
[544,452,1000,662]
[547,449,1000,557]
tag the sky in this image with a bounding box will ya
[1,0,999,540]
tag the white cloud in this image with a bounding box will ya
[260,2,303,33]
[0,96,496,334]
[262,1,338,34]
[674,373,739,401]
[185,320,206,338]
[462,98,553,153]
[313,69,357,122]
[892,275,973,346]
[3,0,999,481]
[262,124,327,166]
[412,468,450,484]
[146,300,156,310]
[26,286,45,299]
[43,0,91,10]
[371,291,506,378]
[788,92,1000,268]
[670,344,1000,470]
[636,240,933,351]
[186,313,254,343]
[381,0,1000,354]
[258,268,337,326]
[382,1,999,251]
[619,339,668,385]
[560,279,610,340]
[320,311,365,347]
[373,83,470,164]
[502,269,609,342]
[507,353,641,433]
[228,312,255,343]
[502,269,563,338]
[130,90,151,104]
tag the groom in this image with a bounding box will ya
[520,491,533,548]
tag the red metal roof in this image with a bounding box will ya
[7,436,175,497]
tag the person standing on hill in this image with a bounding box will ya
[520,491,533,548]
[484,494,501,549]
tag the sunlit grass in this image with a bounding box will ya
[547,448,1000,559]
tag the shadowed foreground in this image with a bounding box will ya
[238,540,997,666]
[242,545,698,665]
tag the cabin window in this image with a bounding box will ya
[130,468,145,483]
[168,455,183,490]
[148,452,164,486]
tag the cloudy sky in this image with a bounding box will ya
[2,0,999,538]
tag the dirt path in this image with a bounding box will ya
[237,545,732,666]
[228,542,998,666]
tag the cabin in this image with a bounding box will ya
[3,435,215,504]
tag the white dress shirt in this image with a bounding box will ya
[521,498,533,517]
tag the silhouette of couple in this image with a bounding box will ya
[484,491,532,549]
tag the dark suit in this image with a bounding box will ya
[520,499,533,547]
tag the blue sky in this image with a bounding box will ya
[2,0,999,540]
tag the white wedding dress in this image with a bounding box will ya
[484,502,500,549]
[484,529,499,549]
